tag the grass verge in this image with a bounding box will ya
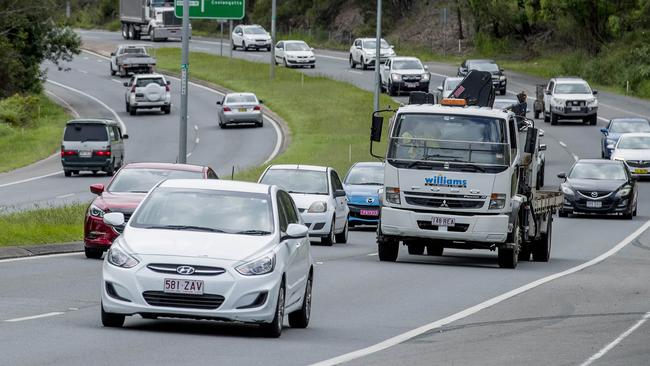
[0,204,86,247]
[155,48,393,181]
[0,94,71,173]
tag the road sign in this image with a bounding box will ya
[175,0,245,20]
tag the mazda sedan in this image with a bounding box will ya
[101,179,313,338]
[558,159,637,219]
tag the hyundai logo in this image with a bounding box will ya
[176,266,195,275]
[367,197,375,204]
[591,191,598,198]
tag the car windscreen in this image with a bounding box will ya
[617,136,650,149]
[345,166,384,185]
[445,79,461,90]
[363,39,390,49]
[569,163,627,180]
[554,83,591,94]
[260,169,329,195]
[225,95,257,104]
[135,78,164,87]
[470,62,499,72]
[610,120,650,133]
[285,42,310,51]
[393,60,423,70]
[108,169,203,193]
[131,188,273,234]
[63,124,108,142]
[244,27,266,35]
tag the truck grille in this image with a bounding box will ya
[405,196,484,209]
[163,10,182,26]
[142,291,225,310]
[402,75,422,82]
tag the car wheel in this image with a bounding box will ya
[64,170,72,177]
[634,206,638,216]
[101,302,125,328]
[219,121,226,129]
[266,46,271,52]
[283,58,289,68]
[534,111,540,119]
[321,218,335,246]
[125,102,130,113]
[361,57,368,70]
[623,211,634,220]
[544,111,550,123]
[72,170,79,175]
[129,107,137,116]
[84,247,103,259]
[91,170,98,176]
[500,88,506,96]
[334,218,348,244]
[550,112,558,125]
[590,115,598,125]
[407,241,425,255]
[105,161,115,176]
[260,282,284,338]
[231,40,237,50]
[288,273,312,328]
[426,242,444,256]
[255,120,263,127]
[110,64,116,76]
[243,41,248,51]
[377,231,399,262]
[310,65,315,69]
[532,217,552,262]
[349,55,356,69]
[162,105,171,114]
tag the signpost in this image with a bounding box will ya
[174,0,245,163]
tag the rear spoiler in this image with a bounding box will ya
[448,70,495,108]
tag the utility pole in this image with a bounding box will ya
[270,0,277,79]
[219,20,224,56]
[178,0,190,163]
[66,1,70,18]
[373,0,382,112]
[229,20,233,58]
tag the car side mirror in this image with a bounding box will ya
[600,128,608,135]
[123,82,129,87]
[592,90,598,95]
[310,47,314,51]
[437,86,443,92]
[283,223,309,240]
[424,65,429,71]
[104,212,125,227]
[500,68,504,72]
[110,52,115,56]
[122,134,129,139]
[90,183,105,195]
[216,101,221,105]
[371,115,384,142]
[545,90,552,95]
[334,189,347,198]
[557,172,567,179]
[390,45,395,49]
[538,129,545,137]
[166,81,171,85]
[539,144,547,151]
[258,100,263,104]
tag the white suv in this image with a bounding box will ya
[123,74,171,116]
[349,38,396,70]
[231,25,272,51]
[543,77,598,125]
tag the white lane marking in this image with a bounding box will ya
[0,252,80,263]
[5,312,65,322]
[315,261,324,265]
[195,138,200,144]
[194,125,199,131]
[194,46,210,51]
[573,154,580,161]
[96,59,103,63]
[45,90,80,118]
[0,171,62,189]
[600,102,648,118]
[348,70,363,75]
[310,219,650,366]
[315,53,347,61]
[79,70,88,74]
[559,141,567,147]
[56,193,74,199]
[367,253,378,256]
[46,79,127,136]
[83,56,89,60]
[111,79,122,84]
[579,310,650,366]
[598,116,608,122]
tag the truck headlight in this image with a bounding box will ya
[107,246,139,268]
[236,253,275,276]
[499,75,506,81]
[89,204,105,218]
[385,187,400,204]
[488,193,506,210]
[391,73,401,82]
[561,185,575,195]
[616,186,631,198]
[308,201,327,213]
[552,98,564,106]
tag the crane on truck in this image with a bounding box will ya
[369,71,563,269]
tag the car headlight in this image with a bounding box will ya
[587,98,598,107]
[616,185,631,198]
[499,75,506,80]
[308,201,327,213]
[385,187,400,204]
[391,73,401,82]
[552,98,564,106]
[107,246,139,268]
[236,253,275,276]
[488,193,506,210]
[561,185,575,195]
[421,73,430,82]
[89,204,105,218]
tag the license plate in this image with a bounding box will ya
[634,168,648,174]
[164,278,204,295]
[432,216,455,227]
[360,209,379,216]
[238,108,247,112]
[571,106,581,111]
[586,201,602,208]
[79,150,92,158]
[405,82,418,88]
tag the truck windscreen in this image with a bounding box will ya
[387,113,509,170]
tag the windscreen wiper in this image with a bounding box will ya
[145,225,228,233]
[458,164,486,172]
[234,230,272,235]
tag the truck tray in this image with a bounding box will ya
[531,190,564,214]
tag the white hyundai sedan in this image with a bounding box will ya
[100,179,313,338]
[258,164,349,246]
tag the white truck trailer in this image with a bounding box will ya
[370,72,562,268]
[120,0,188,41]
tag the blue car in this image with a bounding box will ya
[601,117,650,159]
[343,162,384,227]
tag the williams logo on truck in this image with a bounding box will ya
[425,175,467,188]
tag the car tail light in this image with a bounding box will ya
[253,105,261,111]
[223,106,232,112]
[94,150,111,156]
[60,149,77,157]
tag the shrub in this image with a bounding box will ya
[0,94,39,128]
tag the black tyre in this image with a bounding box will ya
[231,40,237,50]
[498,224,520,269]
[334,219,348,244]
[634,206,638,216]
[162,105,171,114]
[349,55,356,69]
[121,23,128,39]
[500,88,506,96]
[72,170,79,175]
[64,170,72,177]
[407,242,425,255]
[590,115,598,125]
[361,57,367,70]
[266,46,271,52]
[321,219,335,246]
[125,102,130,113]
[283,58,289,68]
[141,314,158,320]
[544,112,550,123]
[536,164,545,189]
[84,247,103,259]
[110,64,116,76]
[623,211,634,220]
[106,162,115,176]
[532,217,552,262]
[101,303,125,328]
[377,232,399,262]
[518,245,531,261]
[243,41,248,51]
[310,65,315,69]
[426,243,444,256]
[255,121,263,127]
[551,112,558,125]
[127,24,134,40]
[260,283,285,338]
[129,107,136,116]
[534,111,540,119]
[288,274,312,328]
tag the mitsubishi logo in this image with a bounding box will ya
[176,266,195,275]
[440,200,449,208]
[591,192,598,198]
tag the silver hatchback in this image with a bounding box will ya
[217,93,264,128]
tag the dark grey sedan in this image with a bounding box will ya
[217,93,264,128]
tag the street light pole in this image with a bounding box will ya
[373,0,382,112]
[178,0,190,163]
[270,0,277,79]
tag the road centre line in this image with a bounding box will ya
[580,310,650,366]
[45,90,80,118]
[0,171,62,189]
[0,252,80,263]
[310,219,650,366]
[111,79,122,84]
[56,193,75,199]
[347,70,363,75]
[5,312,64,322]
[573,154,580,161]
[559,141,567,147]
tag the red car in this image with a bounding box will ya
[84,162,219,258]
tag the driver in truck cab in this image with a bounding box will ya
[398,120,441,159]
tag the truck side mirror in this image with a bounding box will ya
[371,115,384,142]
[524,127,538,154]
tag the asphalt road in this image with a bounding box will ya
[0,30,649,365]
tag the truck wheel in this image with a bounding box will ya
[498,225,520,269]
[127,24,134,40]
[121,23,128,39]
[426,243,443,256]
[532,217,552,262]
[550,112,558,125]
[377,232,399,262]
[518,245,531,261]
[406,241,425,255]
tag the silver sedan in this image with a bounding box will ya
[217,93,264,128]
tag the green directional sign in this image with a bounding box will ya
[175,0,245,20]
